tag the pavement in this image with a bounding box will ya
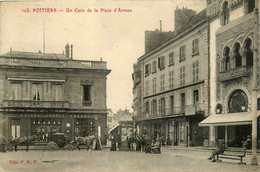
[0,145,259,172]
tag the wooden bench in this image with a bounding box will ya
[217,147,247,164]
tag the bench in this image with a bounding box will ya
[217,147,247,164]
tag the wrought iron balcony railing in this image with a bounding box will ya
[136,103,205,121]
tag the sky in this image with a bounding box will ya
[0,0,206,113]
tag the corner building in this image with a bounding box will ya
[200,0,260,147]
[134,8,210,146]
[0,45,111,144]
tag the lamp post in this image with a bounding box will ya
[251,8,259,166]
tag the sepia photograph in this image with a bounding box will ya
[0,0,259,171]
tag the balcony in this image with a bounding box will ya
[218,66,252,82]
[0,57,107,70]
[136,103,205,121]
[2,100,70,109]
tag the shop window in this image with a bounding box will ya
[11,83,22,100]
[83,85,92,106]
[233,43,242,68]
[11,120,20,138]
[244,38,253,66]
[222,46,230,71]
[221,1,229,26]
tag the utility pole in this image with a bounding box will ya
[251,8,259,166]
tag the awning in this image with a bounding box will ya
[199,112,259,127]
[108,124,120,134]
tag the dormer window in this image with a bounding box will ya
[221,1,229,26]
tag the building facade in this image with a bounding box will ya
[0,45,111,144]
[134,7,210,146]
[200,0,260,147]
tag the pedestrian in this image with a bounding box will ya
[207,139,225,162]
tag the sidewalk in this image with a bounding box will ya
[161,145,260,165]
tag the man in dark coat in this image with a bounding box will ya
[208,139,226,162]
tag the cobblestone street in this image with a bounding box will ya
[0,146,259,172]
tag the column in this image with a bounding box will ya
[209,126,216,147]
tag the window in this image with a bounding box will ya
[169,52,174,65]
[192,38,199,55]
[192,61,199,82]
[222,46,230,71]
[51,84,62,101]
[145,80,149,96]
[11,120,20,138]
[179,45,186,61]
[233,43,242,68]
[180,66,185,86]
[181,93,185,114]
[83,85,92,106]
[244,38,253,66]
[152,100,157,116]
[145,64,151,76]
[32,83,42,101]
[160,74,165,91]
[193,90,199,105]
[158,56,165,69]
[159,98,165,116]
[169,70,174,89]
[245,0,255,14]
[152,60,157,73]
[170,95,174,115]
[145,101,150,114]
[221,1,229,26]
[11,83,22,100]
[152,77,157,94]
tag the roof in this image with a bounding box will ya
[139,8,207,60]
[199,112,260,126]
[1,51,67,60]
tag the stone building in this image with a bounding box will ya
[133,7,210,146]
[0,44,111,144]
[200,0,260,147]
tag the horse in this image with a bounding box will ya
[72,135,95,150]
[8,135,38,151]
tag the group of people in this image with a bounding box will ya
[127,135,162,153]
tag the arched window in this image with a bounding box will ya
[233,43,242,68]
[222,1,229,25]
[244,38,253,66]
[222,46,230,71]
[245,0,255,14]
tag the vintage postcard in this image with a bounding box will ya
[0,0,259,172]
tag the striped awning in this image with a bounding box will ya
[199,112,259,126]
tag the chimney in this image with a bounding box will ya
[65,44,70,58]
[71,44,73,59]
[174,7,196,32]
